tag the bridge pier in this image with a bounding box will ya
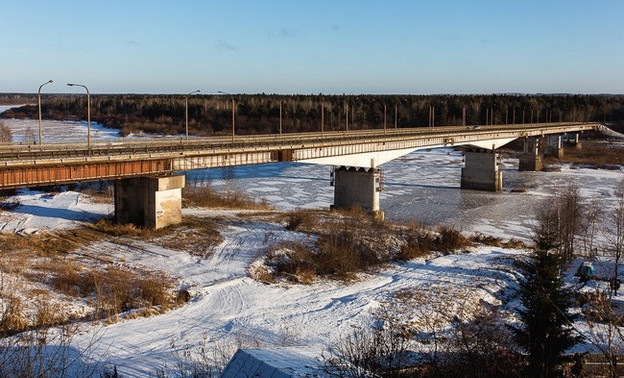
[518,137,543,171]
[114,175,185,229]
[460,150,502,192]
[331,166,384,219]
[544,135,564,158]
[567,133,583,149]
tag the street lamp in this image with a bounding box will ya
[320,103,325,137]
[218,91,236,142]
[491,104,497,125]
[67,83,91,150]
[38,79,53,145]
[185,90,200,140]
[383,103,387,134]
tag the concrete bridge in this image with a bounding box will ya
[0,122,602,228]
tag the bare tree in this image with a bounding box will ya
[24,126,36,144]
[558,184,584,262]
[604,179,624,294]
[583,199,602,258]
[0,121,12,142]
[581,291,624,378]
[533,184,584,262]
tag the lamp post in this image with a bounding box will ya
[67,83,91,150]
[394,104,398,129]
[38,79,53,145]
[383,103,387,134]
[218,91,236,142]
[185,90,200,140]
[345,102,349,132]
[491,104,497,125]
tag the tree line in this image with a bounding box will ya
[1,93,623,137]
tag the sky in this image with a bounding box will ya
[0,0,622,95]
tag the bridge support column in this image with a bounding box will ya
[331,166,383,219]
[567,133,583,149]
[115,175,185,229]
[544,135,564,158]
[519,137,543,171]
[460,150,502,192]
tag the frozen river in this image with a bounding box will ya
[187,147,623,241]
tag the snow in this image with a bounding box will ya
[1,109,624,375]
[0,189,113,234]
[65,216,519,376]
[221,347,325,377]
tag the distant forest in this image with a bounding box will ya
[1,93,623,137]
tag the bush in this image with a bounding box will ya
[284,210,318,231]
[182,184,272,210]
[51,262,89,296]
[139,274,173,309]
[399,225,471,261]
[0,295,28,335]
[265,241,316,283]
[437,226,471,252]
[262,214,474,283]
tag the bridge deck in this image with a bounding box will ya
[0,122,601,189]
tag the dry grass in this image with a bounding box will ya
[283,209,319,231]
[156,216,222,256]
[84,216,222,256]
[0,217,219,333]
[0,295,28,335]
[80,186,114,204]
[546,141,624,169]
[262,211,474,283]
[85,219,149,237]
[0,233,30,253]
[470,233,527,249]
[398,225,472,261]
[89,268,174,319]
[0,231,79,257]
[183,184,273,210]
[48,261,90,297]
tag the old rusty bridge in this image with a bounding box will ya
[0,122,602,227]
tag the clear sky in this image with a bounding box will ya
[1,0,622,94]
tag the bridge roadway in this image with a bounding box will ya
[0,122,601,190]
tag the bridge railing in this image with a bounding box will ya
[0,122,602,162]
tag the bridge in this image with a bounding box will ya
[0,122,602,228]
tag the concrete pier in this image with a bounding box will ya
[567,133,583,149]
[544,135,564,158]
[460,150,502,192]
[519,137,543,171]
[115,175,185,229]
[331,166,383,219]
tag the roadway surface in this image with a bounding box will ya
[0,122,602,189]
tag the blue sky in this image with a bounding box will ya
[1,0,622,94]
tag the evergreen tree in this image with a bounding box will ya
[512,240,582,377]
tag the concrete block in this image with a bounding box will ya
[332,166,382,214]
[115,174,184,229]
[460,151,502,192]
[519,154,543,171]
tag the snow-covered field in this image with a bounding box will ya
[1,111,624,376]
